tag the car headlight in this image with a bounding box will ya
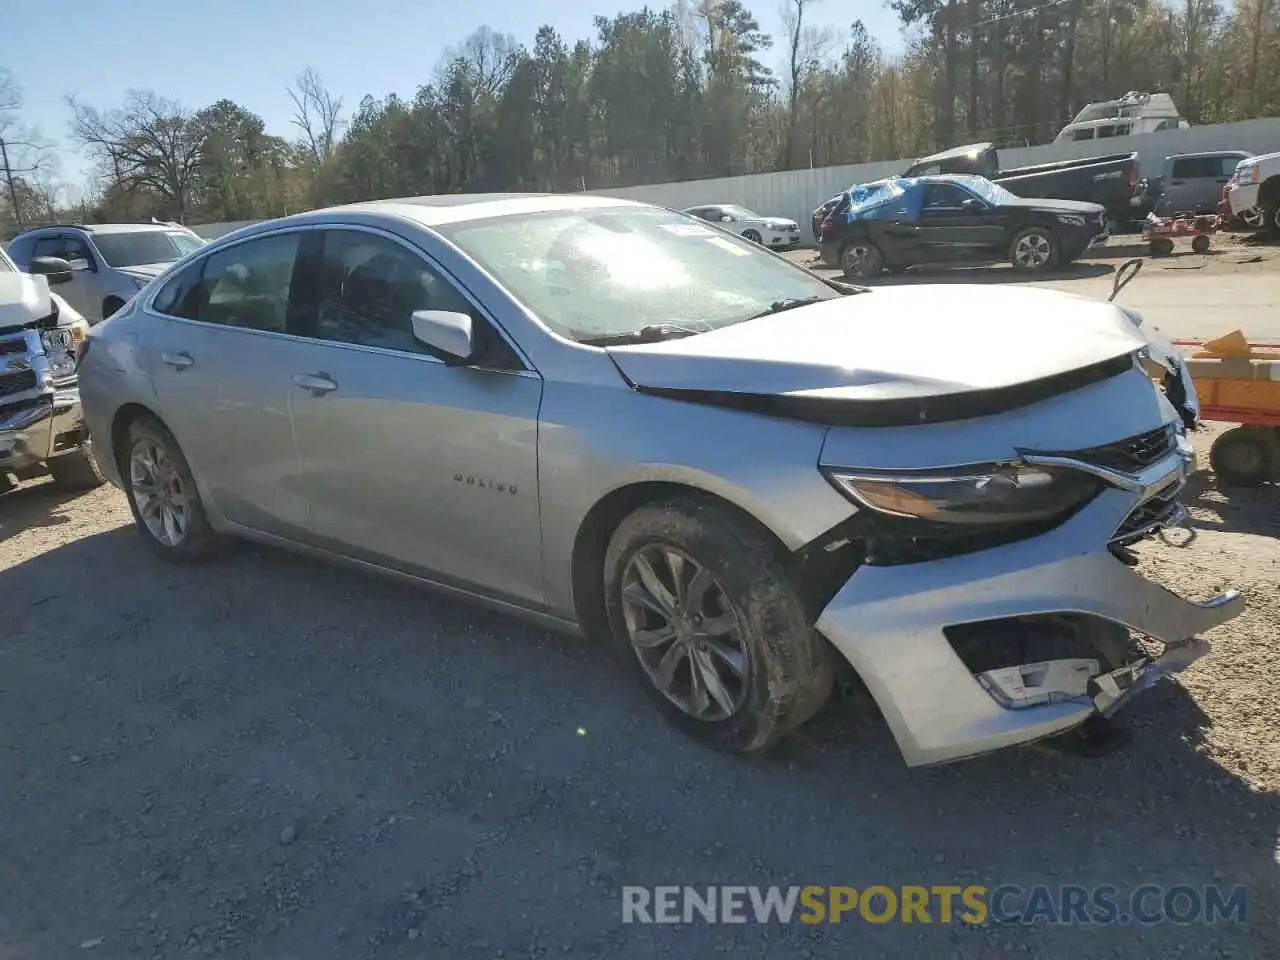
[1056,214,1086,227]
[822,463,1103,525]
[1234,164,1258,185]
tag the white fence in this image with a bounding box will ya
[586,117,1280,239]
[192,117,1280,243]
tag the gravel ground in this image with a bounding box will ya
[0,429,1276,959]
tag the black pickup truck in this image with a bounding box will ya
[902,142,1139,229]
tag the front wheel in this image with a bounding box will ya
[122,415,222,562]
[840,241,883,279]
[603,497,835,752]
[1009,227,1060,271]
[742,229,762,244]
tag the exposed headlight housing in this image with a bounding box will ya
[1056,214,1086,227]
[823,463,1104,525]
[1234,163,1258,185]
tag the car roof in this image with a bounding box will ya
[19,222,184,236]
[1166,150,1253,160]
[308,193,652,228]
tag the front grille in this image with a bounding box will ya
[1070,424,1177,473]
[1111,485,1183,545]
[0,369,38,396]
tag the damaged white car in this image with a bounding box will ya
[78,195,1243,766]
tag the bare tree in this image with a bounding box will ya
[288,68,345,164]
[781,0,831,167]
[67,90,204,222]
[0,70,58,229]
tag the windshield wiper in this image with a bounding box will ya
[579,324,706,347]
[745,296,826,321]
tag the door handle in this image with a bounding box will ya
[161,351,194,370]
[293,372,338,395]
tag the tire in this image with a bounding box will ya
[1209,426,1275,487]
[1191,234,1211,254]
[742,229,762,244]
[1009,227,1060,271]
[602,496,835,752]
[839,240,883,279]
[1149,238,1174,257]
[120,415,222,562]
[1265,196,1280,238]
[46,441,107,491]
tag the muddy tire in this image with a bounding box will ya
[120,415,222,562]
[603,496,835,752]
[47,441,106,490]
[1009,226,1060,271]
[1209,426,1276,487]
[840,240,883,279]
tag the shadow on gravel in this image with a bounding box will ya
[1181,469,1280,538]
[0,477,88,546]
[0,525,1275,959]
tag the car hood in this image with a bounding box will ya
[606,285,1148,417]
[998,196,1107,217]
[0,272,55,331]
[118,262,172,281]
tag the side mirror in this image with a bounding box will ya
[28,256,74,286]
[961,198,984,211]
[411,309,475,364]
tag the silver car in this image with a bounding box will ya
[681,204,802,249]
[7,222,205,323]
[79,194,1244,766]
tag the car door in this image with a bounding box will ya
[1165,156,1217,214]
[143,229,311,538]
[284,226,546,608]
[915,182,1003,262]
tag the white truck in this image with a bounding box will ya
[1225,150,1280,235]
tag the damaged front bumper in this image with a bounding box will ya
[814,445,1244,767]
[0,388,85,474]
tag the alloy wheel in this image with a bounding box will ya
[1013,232,1052,268]
[620,545,749,722]
[1240,208,1264,229]
[842,244,873,276]
[129,437,190,547]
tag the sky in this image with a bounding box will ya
[3,0,905,196]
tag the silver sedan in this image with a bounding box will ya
[79,194,1242,765]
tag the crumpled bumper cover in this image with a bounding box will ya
[0,388,82,472]
[814,456,1244,767]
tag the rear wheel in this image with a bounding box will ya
[839,240,883,279]
[603,497,834,752]
[1009,227,1059,271]
[121,415,222,562]
[47,441,106,490]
